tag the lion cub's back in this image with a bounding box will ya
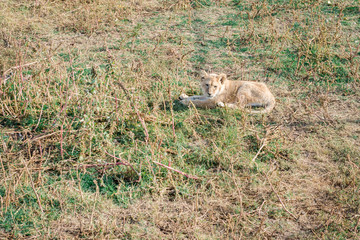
[233,80,274,100]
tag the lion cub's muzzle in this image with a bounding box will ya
[208,93,217,98]
[208,90,220,98]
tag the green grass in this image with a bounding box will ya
[1,0,360,238]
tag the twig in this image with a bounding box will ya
[146,156,157,185]
[222,26,229,39]
[90,179,99,229]
[28,131,61,142]
[79,157,141,182]
[34,103,45,131]
[104,151,141,181]
[60,124,64,160]
[354,215,360,233]
[153,161,199,180]
[79,161,127,169]
[51,95,72,126]
[251,139,267,169]
[116,81,149,143]
[0,195,3,218]
[265,174,298,220]
[3,61,39,77]
[180,49,195,61]
[27,130,81,143]
[168,86,176,141]
[104,151,135,167]
[21,158,44,214]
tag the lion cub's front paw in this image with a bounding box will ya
[179,93,189,100]
[216,102,225,107]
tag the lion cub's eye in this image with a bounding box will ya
[214,86,217,88]
[205,84,209,87]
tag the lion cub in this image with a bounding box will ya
[179,71,275,113]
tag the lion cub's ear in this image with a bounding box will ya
[200,70,208,80]
[218,73,227,84]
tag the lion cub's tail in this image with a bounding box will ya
[246,97,275,114]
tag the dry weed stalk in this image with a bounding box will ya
[104,150,140,181]
[21,158,44,214]
[251,138,267,166]
[167,86,177,141]
[265,174,298,221]
[153,161,199,180]
[116,80,150,144]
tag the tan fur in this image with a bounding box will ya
[179,71,275,113]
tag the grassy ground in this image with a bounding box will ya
[1,0,360,239]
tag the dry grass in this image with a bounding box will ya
[1,0,360,239]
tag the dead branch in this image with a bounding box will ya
[153,161,200,180]
[265,174,298,221]
[104,151,141,180]
[77,151,141,181]
[3,61,39,78]
[79,161,127,169]
[180,49,194,61]
[251,139,267,163]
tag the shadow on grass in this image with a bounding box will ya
[155,100,189,112]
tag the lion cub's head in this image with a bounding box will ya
[200,70,227,98]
